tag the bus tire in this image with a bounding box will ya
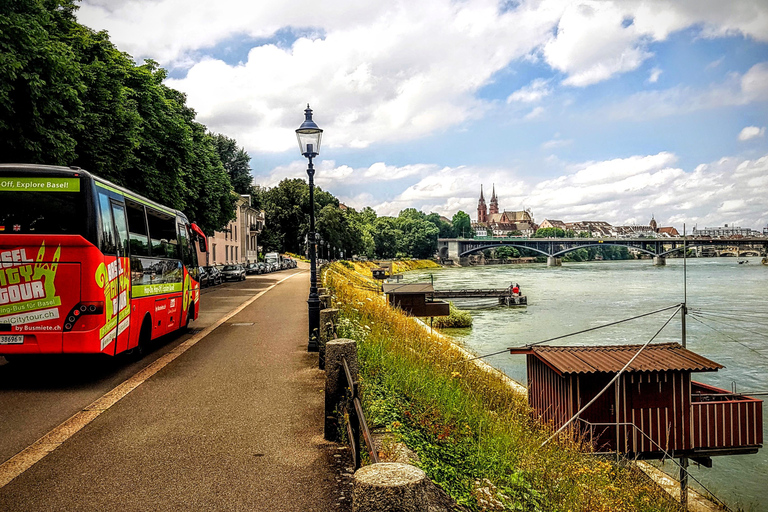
[185,305,194,330]
[134,317,152,358]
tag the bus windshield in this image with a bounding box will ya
[0,188,85,236]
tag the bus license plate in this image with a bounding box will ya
[0,335,24,345]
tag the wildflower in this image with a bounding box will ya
[451,371,462,379]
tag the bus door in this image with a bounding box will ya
[107,201,131,354]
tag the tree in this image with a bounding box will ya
[0,0,84,164]
[452,211,473,238]
[0,1,239,235]
[495,246,520,259]
[212,133,252,195]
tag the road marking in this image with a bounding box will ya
[0,271,305,489]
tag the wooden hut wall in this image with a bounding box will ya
[526,356,573,429]
[623,371,691,454]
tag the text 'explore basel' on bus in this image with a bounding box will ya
[0,164,208,358]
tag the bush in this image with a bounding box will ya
[432,302,473,328]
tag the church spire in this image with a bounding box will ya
[489,184,499,215]
[477,185,488,223]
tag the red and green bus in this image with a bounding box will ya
[0,164,207,358]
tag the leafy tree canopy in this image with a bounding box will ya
[0,0,236,234]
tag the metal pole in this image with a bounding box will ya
[306,157,320,351]
[680,223,688,509]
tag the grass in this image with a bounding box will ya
[322,260,680,512]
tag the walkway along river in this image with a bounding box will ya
[403,258,767,511]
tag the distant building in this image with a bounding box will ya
[202,193,265,266]
[473,185,535,236]
[566,221,613,237]
[693,225,755,237]
[538,219,567,230]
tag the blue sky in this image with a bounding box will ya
[78,0,768,230]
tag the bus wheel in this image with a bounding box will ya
[185,306,194,330]
[133,318,152,359]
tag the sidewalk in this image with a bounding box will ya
[0,271,353,511]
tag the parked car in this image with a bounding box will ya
[257,262,268,274]
[221,264,246,281]
[202,265,223,286]
[245,262,260,275]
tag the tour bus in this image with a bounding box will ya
[0,164,207,358]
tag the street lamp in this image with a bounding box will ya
[296,104,323,351]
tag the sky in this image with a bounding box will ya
[78,0,768,231]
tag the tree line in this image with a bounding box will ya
[252,178,473,260]
[1,0,252,234]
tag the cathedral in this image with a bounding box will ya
[473,185,536,236]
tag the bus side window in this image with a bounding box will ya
[126,200,150,257]
[98,192,116,254]
[147,208,179,259]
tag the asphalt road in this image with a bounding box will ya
[0,269,353,511]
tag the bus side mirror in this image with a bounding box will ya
[190,222,208,252]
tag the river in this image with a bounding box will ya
[403,258,767,511]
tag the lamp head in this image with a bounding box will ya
[296,104,323,157]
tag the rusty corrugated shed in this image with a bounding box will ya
[508,342,723,375]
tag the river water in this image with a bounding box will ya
[403,258,767,511]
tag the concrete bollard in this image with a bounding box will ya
[319,293,332,309]
[318,308,339,370]
[324,338,358,441]
[352,463,429,512]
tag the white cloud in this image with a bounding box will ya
[602,62,768,120]
[542,0,768,87]
[738,126,766,141]
[77,0,768,151]
[318,152,768,229]
[507,78,552,103]
[648,67,662,83]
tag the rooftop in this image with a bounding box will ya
[508,342,724,375]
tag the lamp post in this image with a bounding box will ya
[296,104,323,351]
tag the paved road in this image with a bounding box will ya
[0,269,353,511]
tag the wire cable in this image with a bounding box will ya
[688,314,768,360]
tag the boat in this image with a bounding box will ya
[762,257,768,266]
[738,260,749,264]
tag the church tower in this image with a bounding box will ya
[477,185,488,223]
[489,184,499,215]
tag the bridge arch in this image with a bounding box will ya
[459,243,551,258]
[550,243,657,258]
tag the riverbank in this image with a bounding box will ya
[322,260,681,511]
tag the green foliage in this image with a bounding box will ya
[211,133,252,194]
[0,0,236,234]
[533,227,576,238]
[494,246,520,259]
[432,302,473,328]
[452,211,473,238]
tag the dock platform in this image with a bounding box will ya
[431,289,527,306]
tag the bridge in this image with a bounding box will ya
[437,237,768,266]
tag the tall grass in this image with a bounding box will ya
[322,261,680,512]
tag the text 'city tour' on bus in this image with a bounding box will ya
[0,164,208,358]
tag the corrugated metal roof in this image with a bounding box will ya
[508,343,723,375]
[382,283,434,294]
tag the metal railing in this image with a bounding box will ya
[341,355,379,469]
